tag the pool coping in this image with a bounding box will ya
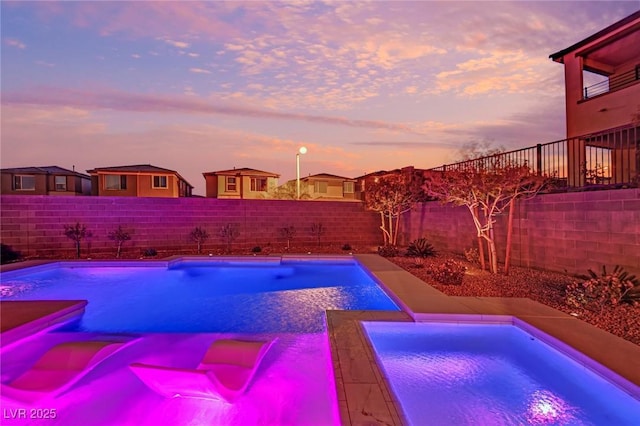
[2,255,639,425]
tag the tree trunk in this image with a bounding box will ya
[117,242,122,258]
[487,224,498,274]
[393,208,401,246]
[388,213,394,246]
[76,242,81,259]
[379,212,388,245]
[487,238,498,274]
[504,199,515,275]
[473,206,486,270]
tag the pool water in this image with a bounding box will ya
[363,321,640,426]
[0,259,399,333]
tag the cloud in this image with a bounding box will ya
[2,86,423,134]
[35,60,55,67]
[162,39,190,48]
[431,50,558,96]
[189,68,211,74]
[4,38,26,49]
[350,141,459,149]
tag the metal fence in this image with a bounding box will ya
[429,124,639,189]
[584,66,640,99]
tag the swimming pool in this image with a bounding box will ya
[0,258,399,333]
[363,321,640,425]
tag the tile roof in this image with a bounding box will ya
[86,164,193,187]
[0,166,90,178]
[202,167,280,177]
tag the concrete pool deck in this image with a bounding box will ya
[1,255,639,425]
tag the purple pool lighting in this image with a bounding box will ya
[362,321,640,425]
[0,258,399,333]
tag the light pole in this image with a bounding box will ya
[296,146,307,199]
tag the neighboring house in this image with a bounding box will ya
[202,168,279,199]
[355,166,430,201]
[550,11,640,186]
[86,164,193,197]
[0,166,91,196]
[296,173,357,201]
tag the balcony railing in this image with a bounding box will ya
[428,124,639,190]
[583,66,640,99]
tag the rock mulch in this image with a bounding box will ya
[389,254,640,346]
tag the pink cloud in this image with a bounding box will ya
[4,38,26,49]
[2,86,421,134]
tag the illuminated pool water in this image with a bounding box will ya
[0,259,399,333]
[363,321,640,426]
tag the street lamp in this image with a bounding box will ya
[296,146,307,199]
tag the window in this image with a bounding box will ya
[13,175,35,191]
[314,180,328,193]
[226,176,237,191]
[343,181,354,193]
[105,175,127,190]
[251,177,268,192]
[55,176,67,191]
[153,175,168,188]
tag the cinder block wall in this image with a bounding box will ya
[0,196,382,257]
[405,188,640,276]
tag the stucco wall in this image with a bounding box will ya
[0,196,382,257]
[405,188,640,276]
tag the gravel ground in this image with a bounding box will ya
[388,254,640,346]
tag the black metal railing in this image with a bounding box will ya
[583,66,640,99]
[429,124,639,190]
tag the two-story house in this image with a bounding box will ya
[297,173,357,201]
[0,166,91,196]
[203,168,280,199]
[86,164,193,197]
[550,10,640,186]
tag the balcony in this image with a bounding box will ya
[583,66,640,99]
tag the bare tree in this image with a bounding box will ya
[364,171,426,247]
[425,163,548,274]
[218,224,238,254]
[310,223,325,246]
[108,225,132,258]
[189,226,210,254]
[63,222,89,259]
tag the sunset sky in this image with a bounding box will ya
[2,1,638,195]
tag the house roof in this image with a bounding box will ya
[549,10,640,62]
[301,173,355,181]
[0,166,90,179]
[86,164,193,188]
[202,167,280,178]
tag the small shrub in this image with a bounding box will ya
[378,245,399,258]
[108,225,132,259]
[566,265,640,312]
[143,248,158,257]
[251,246,262,253]
[63,222,89,259]
[411,257,425,269]
[310,223,326,246]
[219,224,239,254]
[1,244,21,264]
[464,247,480,265]
[406,238,436,258]
[431,259,466,285]
[342,244,352,251]
[279,225,296,249]
[190,226,210,254]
